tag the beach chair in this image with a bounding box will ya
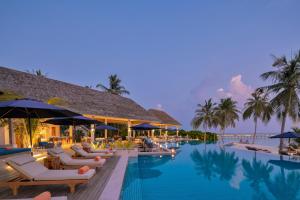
[47,147,106,169]
[81,142,116,154]
[4,155,95,196]
[71,145,113,159]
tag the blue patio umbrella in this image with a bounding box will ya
[0,99,80,149]
[131,123,160,130]
[162,127,177,132]
[269,132,300,144]
[96,124,118,131]
[43,116,100,126]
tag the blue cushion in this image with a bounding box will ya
[0,148,31,156]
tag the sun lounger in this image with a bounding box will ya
[81,142,116,154]
[71,145,113,159]
[4,155,95,196]
[47,147,106,169]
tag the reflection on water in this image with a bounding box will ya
[191,149,239,181]
[191,148,300,200]
[121,142,300,200]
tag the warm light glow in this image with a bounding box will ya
[33,154,42,158]
[36,156,47,161]
[171,149,175,154]
[6,166,13,171]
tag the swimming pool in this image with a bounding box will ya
[120,141,300,200]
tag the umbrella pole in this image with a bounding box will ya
[28,117,33,153]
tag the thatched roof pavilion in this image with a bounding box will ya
[0,66,159,123]
[148,109,181,127]
[0,66,181,140]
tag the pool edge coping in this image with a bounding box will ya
[99,150,137,200]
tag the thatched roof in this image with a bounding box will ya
[0,66,159,122]
[148,109,181,126]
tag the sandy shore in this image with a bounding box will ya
[225,142,279,155]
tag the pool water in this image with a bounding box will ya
[120,141,300,200]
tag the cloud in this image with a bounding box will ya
[217,74,253,105]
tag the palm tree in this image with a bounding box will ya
[243,89,273,144]
[27,69,47,77]
[214,98,239,142]
[96,74,130,96]
[259,51,300,150]
[191,98,217,142]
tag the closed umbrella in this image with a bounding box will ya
[0,99,80,149]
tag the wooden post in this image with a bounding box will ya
[69,126,73,143]
[165,126,168,137]
[127,120,131,138]
[104,118,108,138]
[8,119,16,147]
[176,127,179,137]
[90,124,95,142]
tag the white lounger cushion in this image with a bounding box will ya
[91,149,116,153]
[6,155,36,166]
[48,148,106,167]
[35,169,95,181]
[72,146,113,157]
[6,155,96,181]
[81,142,116,153]
[48,147,64,155]
[8,160,48,180]
[59,155,106,166]
[79,152,113,158]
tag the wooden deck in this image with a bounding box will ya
[0,156,120,200]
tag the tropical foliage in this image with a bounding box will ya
[191,98,239,142]
[0,90,68,147]
[191,98,217,142]
[243,89,273,143]
[97,74,130,96]
[178,130,217,141]
[259,51,300,150]
[27,69,47,77]
[214,98,239,141]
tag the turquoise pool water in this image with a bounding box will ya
[120,141,300,200]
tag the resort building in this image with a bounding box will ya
[0,66,181,147]
[148,109,181,135]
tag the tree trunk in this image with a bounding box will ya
[279,90,292,151]
[252,117,258,144]
[279,113,287,151]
